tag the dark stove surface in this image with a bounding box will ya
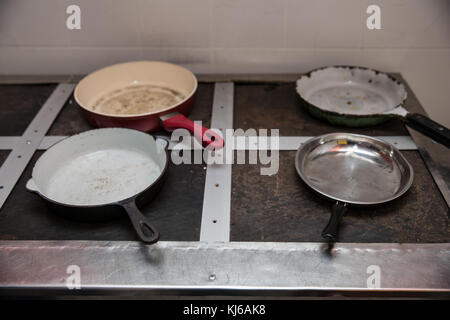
[0,83,214,241]
[0,79,448,243]
[0,84,56,136]
[230,81,449,243]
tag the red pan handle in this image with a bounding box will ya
[161,113,224,149]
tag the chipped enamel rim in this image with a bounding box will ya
[296,66,408,117]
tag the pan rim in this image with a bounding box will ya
[295,65,408,118]
[295,132,414,206]
[30,127,169,209]
[73,60,198,119]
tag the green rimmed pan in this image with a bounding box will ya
[296,66,450,148]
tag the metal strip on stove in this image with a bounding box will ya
[232,136,418,151]
[37,135,67,150]
[0,136,418,151]
[0,83,75,209]
[200,83,234,242]
[275,136,418,150]
[0,137,21,150]
[408,130,450,207]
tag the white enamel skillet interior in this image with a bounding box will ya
[296,66,450,148]
[26,128,169,244]
[297,66,408,116]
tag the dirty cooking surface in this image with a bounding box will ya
[231,78,448,242]
[0,77,448,243]
[231,151,449,243]
[234,82,408,136]
[0,83,214,241]
[0,84,56,136]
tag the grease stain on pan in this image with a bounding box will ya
[91,84,185,116]
[45,148,162,206]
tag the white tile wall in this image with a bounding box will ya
[212,0,285,48]
[65,0,140,47]
[0,47,76,74]
[286,0,365,49]
[141,48,212,73]
[0,0,449,126]
[361,0,450,48]
[213,49,299,73]
[137,0,211,48]
[397,49,450,124]
[66,48,141,74]
[0,0,69,46]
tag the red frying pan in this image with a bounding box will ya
[74,61,223,149]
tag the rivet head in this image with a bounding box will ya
[209,274,216,281]
[26,140,31,145]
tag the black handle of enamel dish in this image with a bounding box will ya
[321,201,347,243]
[404,113,450,148]
[121,200,160,244]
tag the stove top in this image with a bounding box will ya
[0,79,448,243]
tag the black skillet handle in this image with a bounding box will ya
[120,200,160,244]
[321,202,347,243]
[404,113,450,148]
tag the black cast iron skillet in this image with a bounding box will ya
[26,128,169,244]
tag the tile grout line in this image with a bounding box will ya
[0,83,74,210]
[200,82,234,242]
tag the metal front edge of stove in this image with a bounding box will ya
[0,241,449,297]
[0,75,449,298]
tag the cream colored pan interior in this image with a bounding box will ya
[74,61,197,117]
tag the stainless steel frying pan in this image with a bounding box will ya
[295,133,414,242]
